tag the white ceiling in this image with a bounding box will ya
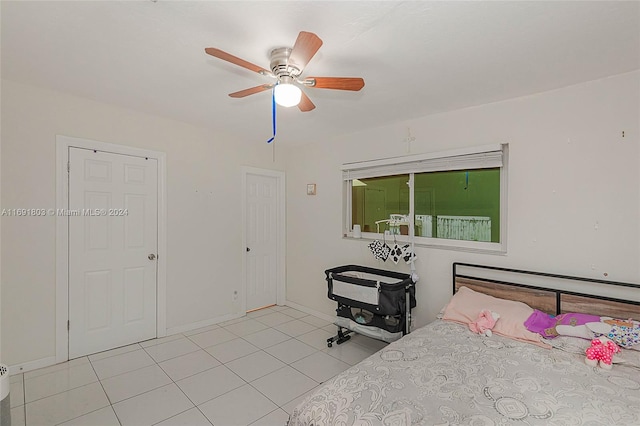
[2,1,639,146]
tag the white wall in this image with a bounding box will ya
[0,79,284,367]
[285,71,640,328]
[2,71,638,367]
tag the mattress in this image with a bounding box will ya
[288,320,640,425]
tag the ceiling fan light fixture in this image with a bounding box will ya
[274,80,302,107]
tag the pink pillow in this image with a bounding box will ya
[442,286,550,348]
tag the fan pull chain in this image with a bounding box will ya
[267,88,276,144]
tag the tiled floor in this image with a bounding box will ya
[9,306,388,426]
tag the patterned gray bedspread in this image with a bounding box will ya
[288,320,640,425]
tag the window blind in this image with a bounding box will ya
[342,144,505,181]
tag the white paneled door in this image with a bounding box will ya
[245,173,279,311]
[68,147,158,358]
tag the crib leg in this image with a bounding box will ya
[405,288,411,335]
[327,327,352,347]
[337,328,352,345]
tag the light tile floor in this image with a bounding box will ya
[9,306,388,426]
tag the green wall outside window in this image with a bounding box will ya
[352,168,500,242]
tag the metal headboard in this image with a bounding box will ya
[452,262,640,318]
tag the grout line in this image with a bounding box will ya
[156,355,221,383]
[173,334,244,403]
[244,364,318,409]
[51,405,119,426]
[142,345,202,365]
[247,406,286,426]
[175,364,248,409]
[101,367,174,405]
[138,333,186,349]
[90,351,157,382]
[22,357,91,381]
[23,314,371,426]
[107,373,186,409]
[159,357,215,426]
[107,372,195,423]
[23,359,86,377]
[87,356,117,420]
[285,356,329,385]
[22,362,105,406]
[87,344,142,363]
[172,333,313,415]
[46,362,119,426]
[149,407,210,426]
[21,379,102,406]
[192,407,214,426]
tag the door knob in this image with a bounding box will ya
[148,253,156,260]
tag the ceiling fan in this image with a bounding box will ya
[204,31,365,112]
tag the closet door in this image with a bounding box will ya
[245,173,279,311]
[68,147,158,358]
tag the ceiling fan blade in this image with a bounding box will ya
[305,77,365,91]
[228,84,274,98]
[205,47,272,76]
[289,31,323,70]
[297,91,316,112]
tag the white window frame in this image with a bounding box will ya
[343,144,508,253]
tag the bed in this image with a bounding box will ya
[288,263,640,425]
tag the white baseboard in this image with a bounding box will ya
[284,300,335,324]
[9,356,57,376]
[8,306,327,377]
[165,312,245,336]
[7,313,246,376]
[168,304,335,336]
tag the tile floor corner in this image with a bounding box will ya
[9,306,386,426]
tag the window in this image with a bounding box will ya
[344,144,507,252]
[351,174,409,234]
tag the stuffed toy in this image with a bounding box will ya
[585,320,640,350]
[524,310,600,339]
[525,311,640,352]
[469,310,500,337]
[585,336,621,370]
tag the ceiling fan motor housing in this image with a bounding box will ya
[270,47,302,80]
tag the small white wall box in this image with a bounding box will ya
[307,184,316,195]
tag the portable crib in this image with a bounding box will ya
[325,265,416,347]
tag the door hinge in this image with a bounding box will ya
[67,161,70,173]
[67,320,70,331]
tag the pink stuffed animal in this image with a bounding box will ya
[469,310,500,337]
[585,336,620,370]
